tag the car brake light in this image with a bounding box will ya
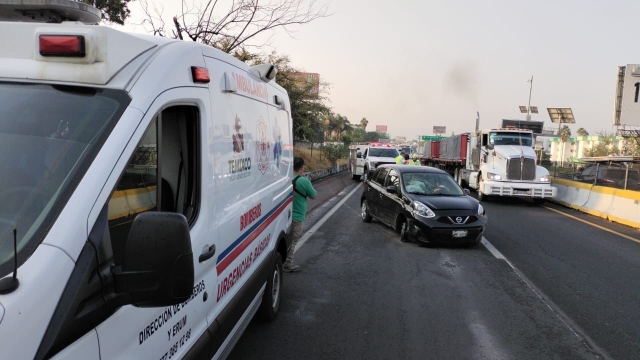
[191,67,210,84]
[39,35,85,57]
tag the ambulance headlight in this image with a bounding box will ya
[487,172,502,180]
[412,201,436,218]
[539,175,550,182]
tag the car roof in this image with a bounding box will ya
[378,164,448,174]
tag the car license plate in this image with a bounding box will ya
[452,230,467,238]
[514,190,530,195]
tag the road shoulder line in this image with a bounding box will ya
[295,182,363,251]
[542,205,640,244]
[482,236,612,360]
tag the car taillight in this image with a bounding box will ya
[39,35,85,57]
[191,67,210,84]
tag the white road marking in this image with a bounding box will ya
[481,236,506,260]
[295,183,362,251]
[481,236,611,360]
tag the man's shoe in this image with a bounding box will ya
[283,264,301,273]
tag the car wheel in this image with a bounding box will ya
[361,200,372,223]
[257,252,283,322]
[399,219,409,242]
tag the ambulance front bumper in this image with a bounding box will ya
[481,180,557,198]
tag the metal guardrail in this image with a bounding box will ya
[302,164,349,182]
[554,173,574,180]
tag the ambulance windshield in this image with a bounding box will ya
[368,148,399,158]
[0,82,130,279]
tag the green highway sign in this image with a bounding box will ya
[421,135,444,141]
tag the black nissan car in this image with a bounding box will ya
[360,165,487,246]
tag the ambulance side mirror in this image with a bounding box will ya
[357,152,362,158]
[112,212,194,308]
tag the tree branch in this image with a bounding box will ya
[143,0,330,53]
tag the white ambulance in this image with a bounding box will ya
[0,1,294,359]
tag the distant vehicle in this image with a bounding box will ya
[399,145,412,155]
[349,142,400,181]
[360,165,487,247]
[361,143,400,180]
[349,143,368,180]
[574,164,640,190]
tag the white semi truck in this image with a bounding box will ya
[419,120,557,203]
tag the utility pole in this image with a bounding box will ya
[526,76,533,121]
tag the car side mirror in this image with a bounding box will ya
[112,212,194,308]
[463,188,471,195]
[356,152,362,158]
[386,185,397,194]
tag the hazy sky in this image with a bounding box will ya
[112,0,640,140]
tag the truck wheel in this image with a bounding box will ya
[477,175,489,202]
[457,170,467,188]
[257,252,283,322]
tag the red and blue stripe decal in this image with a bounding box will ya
[216,193,293,275]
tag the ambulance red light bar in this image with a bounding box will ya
[191,67,210,84]
[39,35,85,57]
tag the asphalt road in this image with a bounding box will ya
[481,197,640,360]
[227,172,618,360]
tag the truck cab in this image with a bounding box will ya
[463,128,556,203]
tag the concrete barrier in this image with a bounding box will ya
[551,178,640,228]
[302,164,348,182]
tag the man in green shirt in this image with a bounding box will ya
[285,157,317,272]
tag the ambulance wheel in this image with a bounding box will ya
[257,252,283,322]
[352,173,361,181]
[533,198,545,205]
[361,200,372,223]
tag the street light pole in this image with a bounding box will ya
[526,76,533,121]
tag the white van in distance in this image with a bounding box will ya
[0,1,294,359]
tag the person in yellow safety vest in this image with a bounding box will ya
[395,150,406,164]
[411,153,420,165]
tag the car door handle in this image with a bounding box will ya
[199,245,216,263]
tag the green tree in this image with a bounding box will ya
[360,117,369,131]
[349,128,366,142]
[248,52,330,141]
[577,128,589,137]
[583,132,620,157]
[320,144,349,166]
[365,131,380,142]
[82,0,133,25]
